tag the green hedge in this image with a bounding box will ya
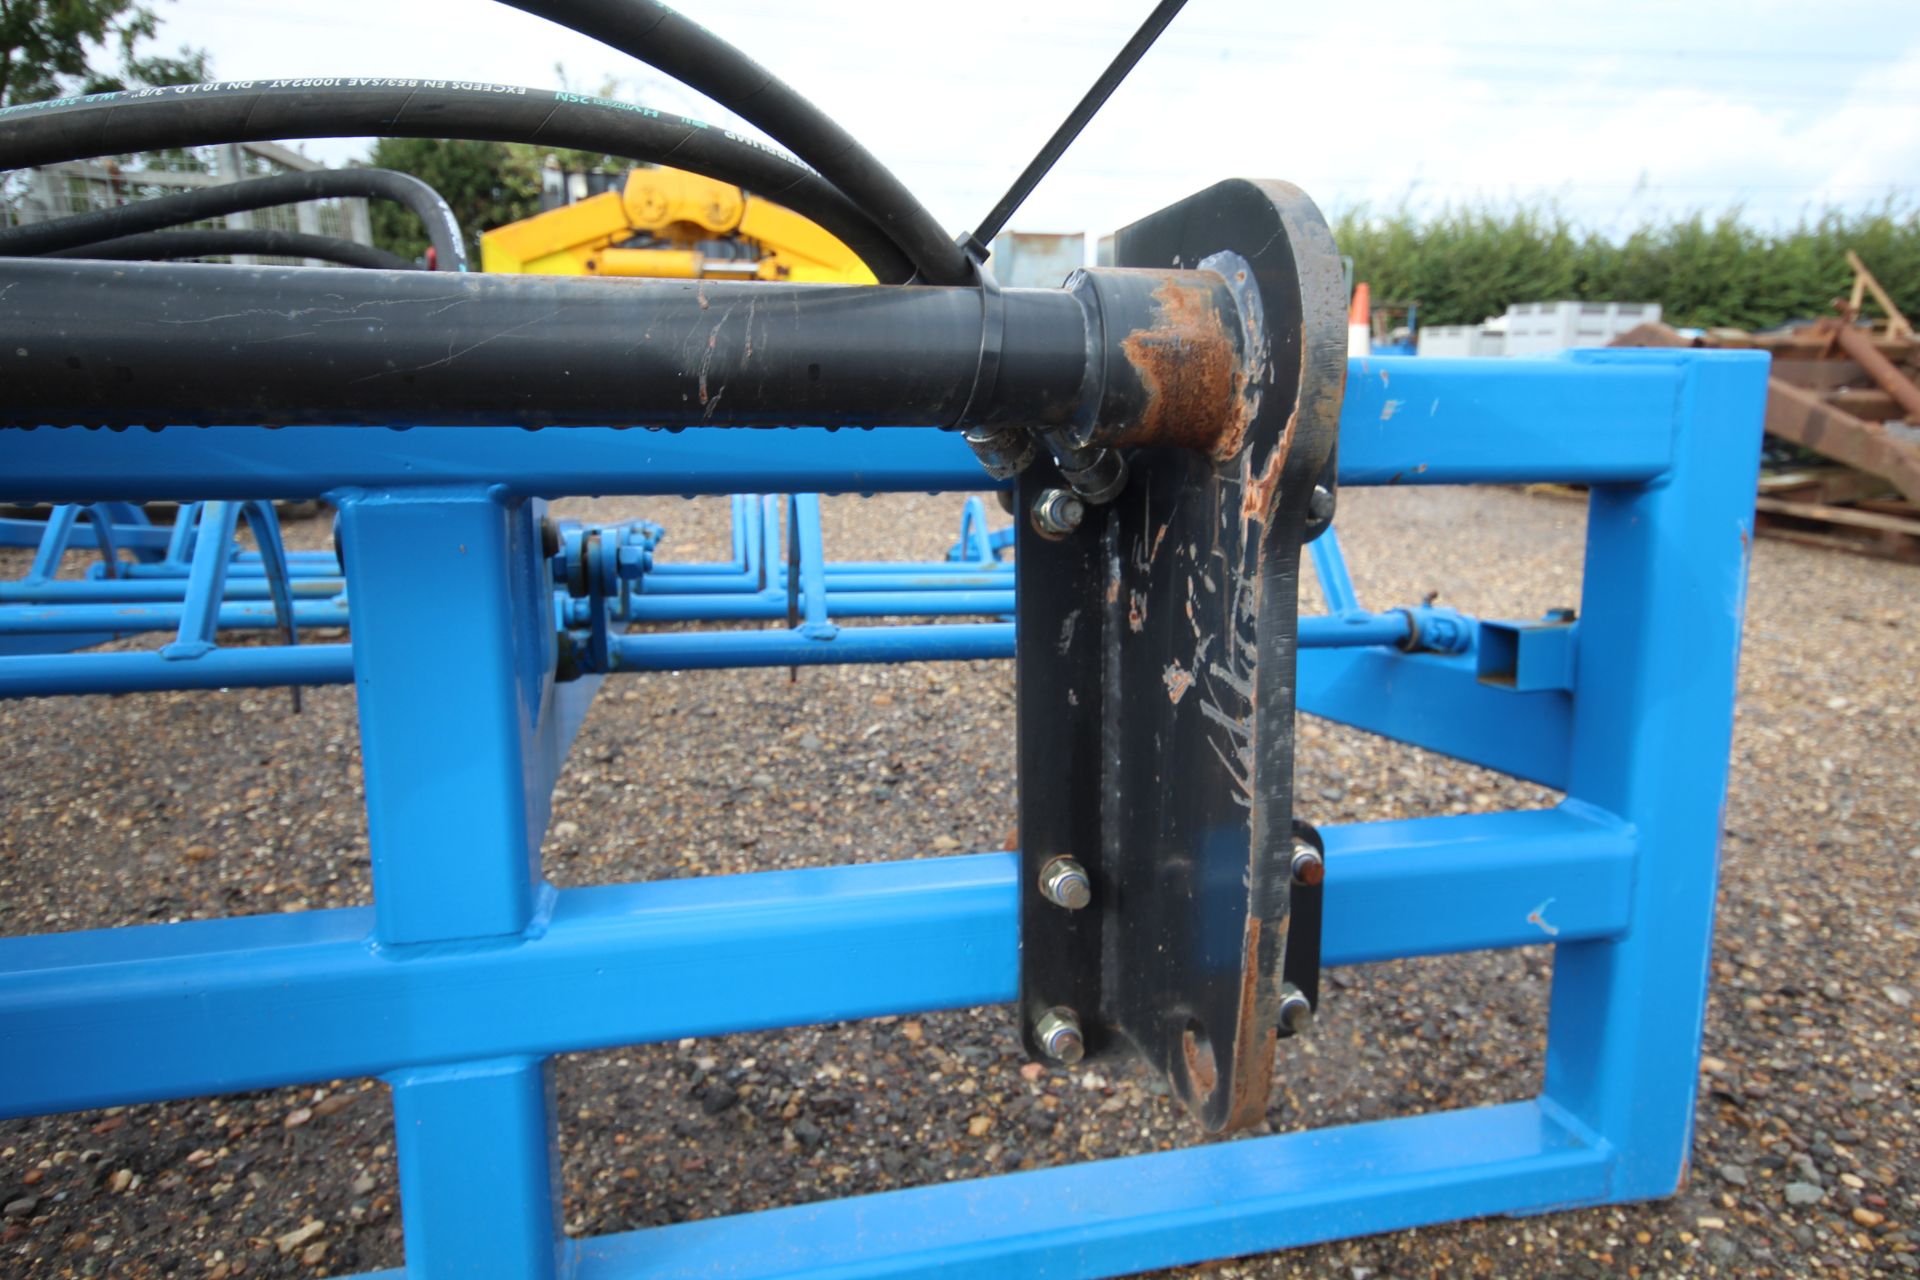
[1333,202,1920,332]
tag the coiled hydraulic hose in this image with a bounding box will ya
[0,81,914,282]
[501,0,970,285]
[0,167,466,270]
[46,229,415,269]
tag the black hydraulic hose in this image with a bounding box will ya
[0,80,914,282]
[0,167,465,270]
[968,0,1190,250]
[46,228,416,269]
[500,0,970,285]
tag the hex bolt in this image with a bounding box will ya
[1038,856,1093,910]
[1034,1007,1086,1064]
[1030,487,1085,538]
[1290,841,1325,887]
[1308,483,1336,523]
[1278,985,1313,1035]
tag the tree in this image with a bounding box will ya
[0,0,208,107]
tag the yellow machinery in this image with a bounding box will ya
[480,165,876,283]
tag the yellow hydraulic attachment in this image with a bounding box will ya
[480,166,876,284]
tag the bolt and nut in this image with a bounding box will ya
[1038,856,1092,910]
[1034,1006,1086,1064]
[615,542,651,580]
[1030,487,1085,538]
[1290,841,1324,886]
[1278,984,1313,1035]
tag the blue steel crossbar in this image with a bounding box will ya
[0,349,1769,1279]
[0,807,1634,1114]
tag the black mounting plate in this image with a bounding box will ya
[1016,179,1346,1132]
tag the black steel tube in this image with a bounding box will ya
[0,168,465,270]
[0,81,913,283]
[502,0,971,285]
[0,257,1122,428]
[47,229,415,269]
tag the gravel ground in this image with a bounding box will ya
[1,484,1915,1279]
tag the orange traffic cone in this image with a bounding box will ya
[1348,282,1372,358]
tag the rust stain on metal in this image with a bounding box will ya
[1163,662,1194,704]
[1242,332,1338,527]
[1115,273,1243,455]
[1221,915,1279,1131]
[1240,418,1289,525]
[1182,1024,1218,1096]
[1239,327,1306,524]
[1128,590,1147,632]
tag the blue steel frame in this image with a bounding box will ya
[0,349,1768,1279]
[0,485,1453,688]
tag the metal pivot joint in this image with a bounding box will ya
[1016,180,1346,1132]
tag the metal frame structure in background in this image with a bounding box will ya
[7,141,378,267]
[0,349,1767,1277]
[0,491,1016,670]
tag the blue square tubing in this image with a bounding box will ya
[0,349,1770,1278]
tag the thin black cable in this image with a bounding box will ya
[0,80,915,283]
[966,0,1189,253]
[0,168,465,270]
[47,229,416,269]
[499,0,970,284]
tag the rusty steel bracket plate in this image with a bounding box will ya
[1016,179,1346,1132]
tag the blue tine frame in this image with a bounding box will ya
[0,348,1769,1278]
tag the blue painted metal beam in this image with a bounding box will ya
[607,624,1015,670]
[1544,348,1768,1198]
[618,591,1016,622]
[1337,354,1676,486]
[0,514,171,551]
[0,613,1478,696]
[552,1101,1607,1280]
[1298,646,1573,791]
[0,426,1000,503]
[0,600,351,635]
[0,354,1682,503]
[0,806,1632,1118]
[0,644,353,697]
[0,577,343,602]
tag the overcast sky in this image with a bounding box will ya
[154,0,1920,241]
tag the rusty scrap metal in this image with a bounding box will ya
[1767,374,1920,507]
[1822,314,1920,423]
